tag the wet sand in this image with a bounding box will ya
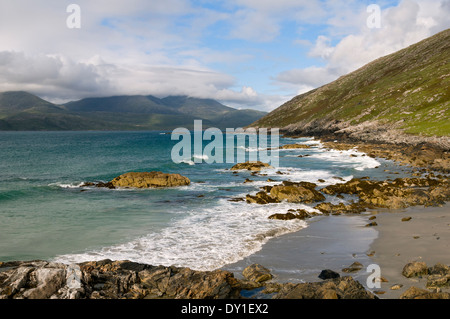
[222,203,450,299]
[369,203,450,298]
[223,214,378,286]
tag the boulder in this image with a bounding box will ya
[270,185,325,204]
[402,261,428,278]
[230,161,274,171]
[242,264,273,283]
[110,171,190,188]
[268,209,314,221]
[318,269,340,280]
[342,262,364,273]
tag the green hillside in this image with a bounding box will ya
[251,29,450,138]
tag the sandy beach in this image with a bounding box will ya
[369,203,450,298]
[222,203,450,299]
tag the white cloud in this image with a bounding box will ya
[275,0,450,92]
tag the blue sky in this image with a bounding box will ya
[0,0,449,110]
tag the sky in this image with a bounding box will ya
[0,0,449,111]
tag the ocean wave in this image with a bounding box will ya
[53,199,309,271]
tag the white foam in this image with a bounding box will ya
[53,199,308,271]
[49,182,85,189]
[309,147,380,171]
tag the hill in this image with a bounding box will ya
[250,29,450,149]
[0,92,266,131]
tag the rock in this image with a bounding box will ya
[402,261,428,278]
[109,172,190,188]
[314,202,367,215]
[242,264,273,283]
[426,274,450,289]
[390,284,403,290]
[318,270,340,280]
[270,185,325,204]
[246,192,280,204]
[228,197,245,202]
[365,222,378,227]
[280,144,311,149]
[0,260,242,299]
[230,161,273,171]
[401,217,412,222]
[428,263,450,276]
[268,209,314,221]
[342,262,364,273]
[400,286,450,299]
[273,276,377,299]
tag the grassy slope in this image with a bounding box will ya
[252,29,450,137]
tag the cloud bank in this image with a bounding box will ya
[0,0,448,110]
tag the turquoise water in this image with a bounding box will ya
[0,131,413,270]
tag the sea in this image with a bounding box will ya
[0,131,414,271]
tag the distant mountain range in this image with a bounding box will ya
[250,29,450,147]
[0,92,267,131]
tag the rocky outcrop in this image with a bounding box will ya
[400,287,450,299]
[246,191,280,204]
[242,264,273,283]
[270,184,325,204]
[0,260,380,300]
[110,172,190,188]
[246,181,325,205]
[268,209,317,221]
[320,177,449,209]
[280,144,311,149]
[231,161,273,171]
[82,172,191,189]
[0,260,241,299]
[273,276,377,299]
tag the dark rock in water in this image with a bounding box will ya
[318,269,340,280]
[273,276,377,299]
[242,264,273,283]
[228,197,245,202]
